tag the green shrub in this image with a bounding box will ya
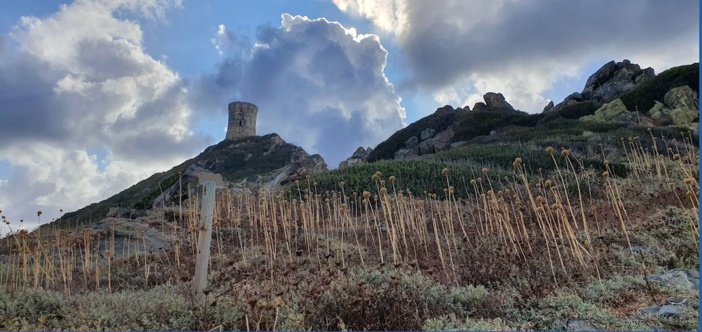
[620,63,699,114]
[423,314,515,331]
[579,275,647,307]
[65,285,197,330]
[304,269,490,330]
[510,291,619,330]
[0,287,67,330]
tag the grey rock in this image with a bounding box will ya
[435,105,454,113]
[666,296,691,306]
[566,92,584,102]
[648,101,668,121]
[662,85,699,125]
[565,318,598,331]
[418,128,454,155]
[543,100,555,112]
[483,92,514,110]
[638,305,687,319]
[350,146,372,159]
[420,128,436,141]
[581,60,655,103]
[583,61,618,96]
[635,67,655,85]
[339,146,373,169]
[580,99,632,123]
[449,141,468,149]
[490,130,497,135]
[682,268,699,279]
[579,98,651,126]
[631,245,658,255]
[405,136,419,149]
[473,102,488,110]
[394,147,419,160]
[647,270,694,290]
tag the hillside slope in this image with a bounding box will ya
[49,134,327,229]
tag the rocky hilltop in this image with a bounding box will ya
[53,134,327,228]
[339,60,698,167]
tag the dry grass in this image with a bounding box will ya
[0,132,698,330]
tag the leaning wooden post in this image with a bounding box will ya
[193,180,216,305]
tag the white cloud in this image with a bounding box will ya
[192,14,406,167]
[334,0,700,113]
[0,0,207,228]
[433,63,582,113]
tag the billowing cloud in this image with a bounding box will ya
[192,14,406,167]
[334,0,700,112]
[0,0,208,231]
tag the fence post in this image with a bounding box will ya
[193,181,216,305]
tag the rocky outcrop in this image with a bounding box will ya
[394,147,419,159]
[646,85,699,125]
[483,92,514,110]
[405,136,419,149]
[546,60,655,116]
[57,133,328,225]
[580,99,643,124]
[268,152,327,187]
[543,101,555,112]
[392,126,457,160]
[664,86,699,124]
[418,128,455,155]
[393,136,421,159]
[420,128,436,140]
[338,146,373,169]
[582,60,655,103]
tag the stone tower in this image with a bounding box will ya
[226,101,258,140]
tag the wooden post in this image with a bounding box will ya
[193,181,216,304]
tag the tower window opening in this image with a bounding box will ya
[239,120,243,126]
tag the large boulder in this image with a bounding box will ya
[418,128,455,155]
[646,85,699,125]
[580,99,642,124]
[483,92,515,110]
[473,102,488,111]
[543,100,555,112]
[405,136,419,149]
[420,128,436,141]
[648,101,669,122]
[664,85,699,125]
[581,60,655,103]
[394,147,420,159]
[267,152,327,188]
[338,146,373,169]
[545,91,596,115]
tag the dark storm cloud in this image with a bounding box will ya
[192,14,406,167]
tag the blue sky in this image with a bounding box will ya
[0,0,698,233]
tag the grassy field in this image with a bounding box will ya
[0,130,699,330]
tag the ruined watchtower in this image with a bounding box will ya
[226,101,258,140]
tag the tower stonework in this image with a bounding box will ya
[226,101,258,140]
